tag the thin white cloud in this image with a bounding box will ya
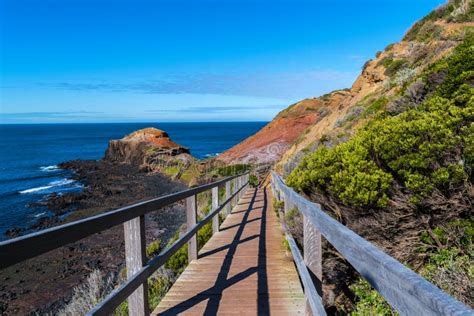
[41,69,358,99]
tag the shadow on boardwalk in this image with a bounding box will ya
[153,187,304,315]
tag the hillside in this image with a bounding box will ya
[218,0,474,312]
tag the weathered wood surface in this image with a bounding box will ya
[276,201,325,316]
[186,195,198,262]
[88,176,249,315]
[304,216,322,316]
[0,173,246,269]
[153,187,305,315]
[271,172,473,316]
[124,215,149,316]
[212,187,219,234]
[225,181,231,215]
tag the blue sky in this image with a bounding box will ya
[0,0,446,123]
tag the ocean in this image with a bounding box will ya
[0,122,266,240]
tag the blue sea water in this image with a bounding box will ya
[0,122,266,240]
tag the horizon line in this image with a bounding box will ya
[0,120,271,125]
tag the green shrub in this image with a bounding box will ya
[430,36,474,99]
[419,218,474,305]
[281,238,290,252]
[364,97,388,116]
[249,175,259,187]
[217,164,250,176]
[404,6,445,41]
[350,278,396,315]
[384,58,408,77]
[272,198,284,217]
[147,274,173,310]
[115,272,173,315]
[287,140,393,208]
[146,240,162,259]
[287,37,473,208]
[285,207,303,243]
[164,230,188,275]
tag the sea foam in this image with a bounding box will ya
[19,178,77,194]
[40,165,59,172]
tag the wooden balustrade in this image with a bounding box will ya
[271,171,472,316]
[0,172,249,316]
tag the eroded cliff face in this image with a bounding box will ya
[217,3,473,175]
[216,98,335,164]
[104,127,195,172]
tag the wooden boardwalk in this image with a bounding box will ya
[153,187,305,315]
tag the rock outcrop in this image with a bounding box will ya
[104,128,191,166]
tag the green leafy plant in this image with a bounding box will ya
[288,36,474,208]
[146,240,162,259]
[249,175,259,187]
[350,278,396,315]
[217,164,250,176]
[419,217,474,305]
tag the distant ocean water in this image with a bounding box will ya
[0,122,267,240]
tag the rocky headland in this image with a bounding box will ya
[0,128,193,314]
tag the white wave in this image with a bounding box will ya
[204,153,220,158]
[20,185,53,194]
[19,178,77,194]
[49,179,75,186]
[34,212,46,218]
[40,165,59,172]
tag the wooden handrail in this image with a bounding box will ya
[271,171,472,316]
[88,177,249,315]
[0,172,248,269]
[0,172,249,316]
[277,209,326,316]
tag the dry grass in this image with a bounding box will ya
[57,270,115,316]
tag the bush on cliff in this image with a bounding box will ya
[287,36,474,208]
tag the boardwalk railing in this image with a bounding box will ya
[271,171,472,316]
[0,172,249,316]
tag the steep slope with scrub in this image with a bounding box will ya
[218,0,474,313]
[282,1,474,312]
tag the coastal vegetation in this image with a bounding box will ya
[284,4,474,311]
[2,1,472,315]
[288,35,473,209]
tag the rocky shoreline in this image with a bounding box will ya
[0,128,191,314]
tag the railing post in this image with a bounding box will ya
[212,186,219,233]
[284,193,291,215]
[124,216,149,316]
[239,176,243,198]
[236,177,241,200]
[186,195,198,262]
[304,216,323,315]
[225,180,231,215]
[231,178,237,208]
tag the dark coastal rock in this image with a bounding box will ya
[1,128,191,315]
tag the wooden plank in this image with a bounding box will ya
[225,181,231,216]
[87,180,248,315]
[124,216,149,316]
[0,172,248,269]
[287,233,326,316]
[212,187,219,234]
[271,172,472,316]
[186,195,198,262]
[232,178,238,209]
[276,201,325,316]
[152,187,305,315]
[304,216,323,315]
